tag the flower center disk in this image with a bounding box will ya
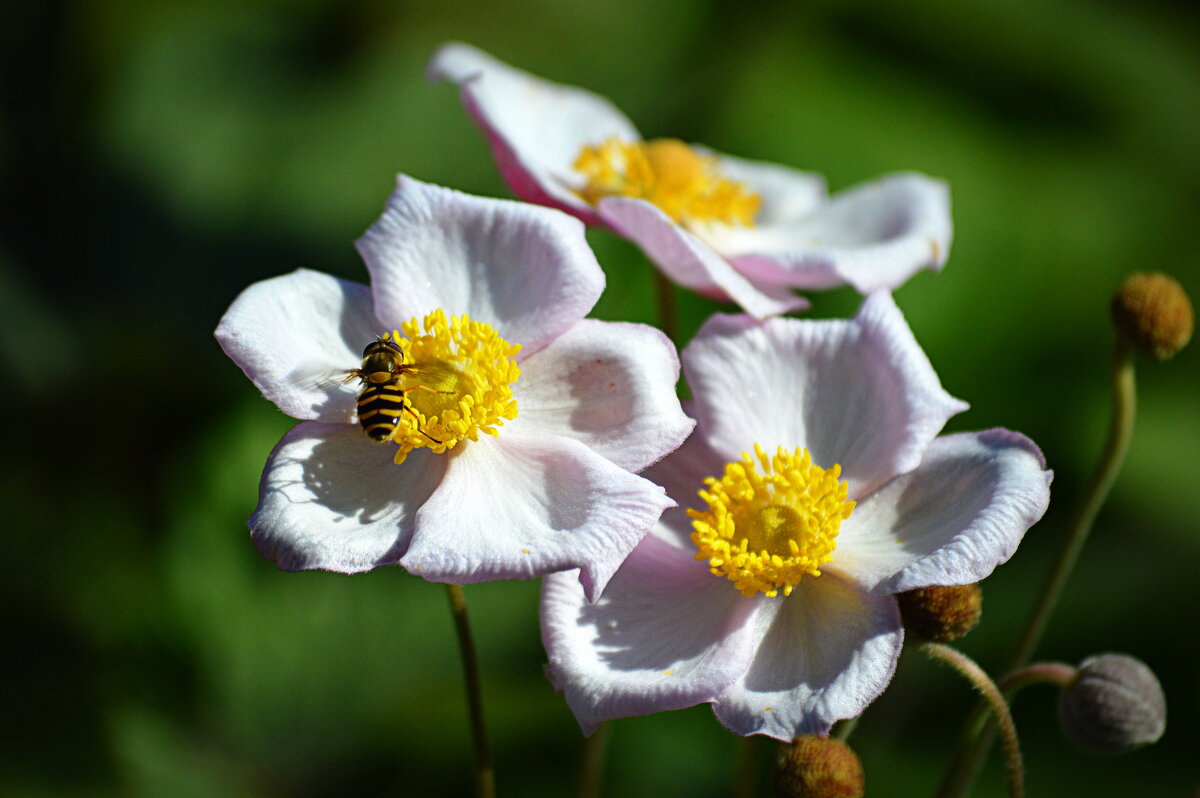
[383,309,521,464]
[573,137,761,229]
[688,444,855,598]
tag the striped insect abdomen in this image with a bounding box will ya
[356,382,410,442]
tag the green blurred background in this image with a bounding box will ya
[3,0,1197,795]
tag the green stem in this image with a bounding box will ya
[921,643,1024,798]
[578,722,611,798]
[833,715,861,742]
[733,734,761,798]
[936,340,1137,798]
[653,269,679,345]
[445,584,495,798]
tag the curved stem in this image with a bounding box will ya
[653,269,679,345]
[920,643,1024,798]
[578,722,611,798]
[833,715,861,742]
[733,734,761,798]
[444,584,495,798]
[936,340,1137,798]
[999,662,1077,693]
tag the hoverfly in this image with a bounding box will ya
[344,337,441,444]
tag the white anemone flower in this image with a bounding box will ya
[215,175,693,600]
[541,293,1051,738]
[428,42,952,320]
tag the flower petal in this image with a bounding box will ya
[249,421,448,572]
[717,173,952,293]
[541,534,758,734]
[684,293,968,497]
[403,433,673,600]
[427,42,640,225]
[700,148,829,225]
[640,428,729,550]
[596,196,810,320]
[356,175,605,357]
[711,571,903,740]
[215,269,379,422]
[834,429,1052,595]
[510,318,693,472]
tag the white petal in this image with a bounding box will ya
[215,269,380,422]
[403,433,673,600]
[427,42,640,224]
[356,175,605,357]
[711,571,903,740]
[718,173,952,293]
[834,430,1052,595]
[541,534,758,734]
[684,293,968,497]
[510,318,693,472]
[596,197,809,320]
[249,422,448,572]
[698,148,829,226]
[640,428,729,551]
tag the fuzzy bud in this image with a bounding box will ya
[1111,272,1193,360]
[896,584,982,642]
[773,736,864,798]
[1058,653,1166,755]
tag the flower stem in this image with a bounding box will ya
[653,269,679,344]
[920,642,1024,798]
[936,339,1137,798]
[833,715,861,742]
[578,721,611,798]
[1011,339,1136,668]
[444,583,495,798]
[733,734,761,798]
[998,662,1077,693]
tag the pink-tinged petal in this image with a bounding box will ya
[596,196,809,320]
[834,429,1052,595]
[250,422,448,572]
[510,319,693,472]
[356,175,604,357]
[720,173,952,293]
[215,269,380,422]
[427,42,640,225]
[700,148,829,225]
[541,534,758,734]
[684,294,968,497]
[711,571,903,740]
[403,434,673,601]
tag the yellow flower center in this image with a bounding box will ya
[687,444,855,598]
[382,309,521,465]
[573,137,761,228]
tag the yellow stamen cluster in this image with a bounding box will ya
[388,310,521,464]
[688,444,855,598]
[573,137,761,228]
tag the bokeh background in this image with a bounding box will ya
[3,1,1197,796]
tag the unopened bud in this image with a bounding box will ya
[774,736,864,798]
[1058,653,1166,755]
[1111,272,1193,360]
[896,584,982,642]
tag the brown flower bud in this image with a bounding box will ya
[1058,653,1166,755]
[774,736,864,798]
[1111,272,1193,360]
[896,584,982,642]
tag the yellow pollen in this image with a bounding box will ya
[573,137,761,228]
[382,310,521,465]
[687,444,855,598]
